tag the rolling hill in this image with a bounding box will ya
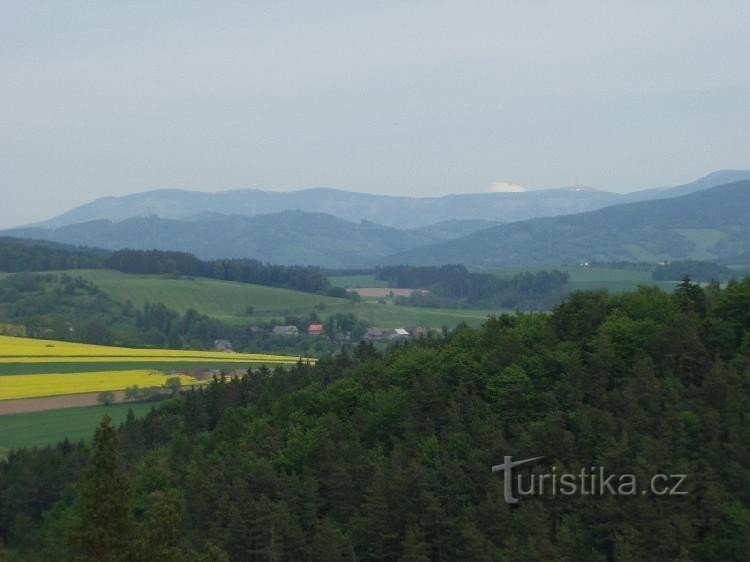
[620,169,750,202]
[66,270,499,328]
[380,180,750,266]
[6,211,438,268]
[7,171,750,269]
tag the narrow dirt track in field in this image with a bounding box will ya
[0,391,129,414]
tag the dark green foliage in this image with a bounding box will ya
[653,260,733,282]
[377,264,569,309]
[108,249,331,294]
[0,237,108,272]
[1,280,749,560]
[0,238,331,294]
[67,415,132,561]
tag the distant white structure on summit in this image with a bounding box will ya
[490,181,526,193]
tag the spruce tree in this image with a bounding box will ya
[67,415,132,561]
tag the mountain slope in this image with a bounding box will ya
[33,170,750,230]
[5,211,438,268]
[621,169,750,202]
[380,181,750,266]
[407,219,502,241]
[36,186,623,229]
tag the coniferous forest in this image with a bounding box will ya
[1,278,749,561]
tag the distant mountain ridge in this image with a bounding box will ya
[5,171,750,269]
[620,169,750,202]
[37,187,622,229]
[380,180,750,267]
[6,211,441,268]
[32,169,750,230]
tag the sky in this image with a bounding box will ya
[2,1,749,228]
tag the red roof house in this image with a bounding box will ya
[308,323,324,336]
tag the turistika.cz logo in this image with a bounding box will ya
[491,456,688,504]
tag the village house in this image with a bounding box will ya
[307,323,324,336]
[272,325,299,337]
[365,327,384,341]
[405,325,428,338]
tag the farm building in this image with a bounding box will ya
[213,339,233,352]
[307,323,324,336]
[365,327,384,341]
[272,325,299,337]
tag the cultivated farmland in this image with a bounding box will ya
[0,335,304,403]
[63,269,499,327]
[0,402,155,456]
[0,370,198,400]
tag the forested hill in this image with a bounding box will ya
[382,180,750,266]
[2,278,748,560]
[0,238,332,295]
[0,236,109,271]
[4,211,440,268]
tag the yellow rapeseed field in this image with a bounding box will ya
[0,371,200,400]
[0,335,313,400]
[0,335,307,364]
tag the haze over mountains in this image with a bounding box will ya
[384,180,750,266]
[9,212,444,269]
[39,185,620,229]
[5,170,750,268]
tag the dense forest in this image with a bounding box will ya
[1,278,748,560]
[652,260,733,282]
[0,237,108,272]
[0,238,333,295]
[108,250,333,295]
[376,265,569,309]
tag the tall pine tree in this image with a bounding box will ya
[68,415,133,561]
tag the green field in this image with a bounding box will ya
[62,267,676,329]
[672,228,727,260]
[332,301,501,328]
[69,269,346,323]
[0,402,154,457]
[65,270,498,328]
[330,267,679,295]
[328,274,387,288]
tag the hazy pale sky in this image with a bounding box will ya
[2,1,749,228]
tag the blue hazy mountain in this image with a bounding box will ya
[380,180,750,267]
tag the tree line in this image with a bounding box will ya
[652,259,734,282]
[0,238,333,295]
[376,264,569,309]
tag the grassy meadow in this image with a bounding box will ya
[329,267,678,294]
[67,270,498,328]
[48,267,679,333]
[328,274,389,288]
[0,402,155,457]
